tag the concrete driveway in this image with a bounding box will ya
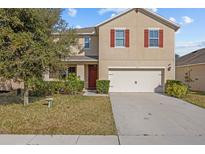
[110,93,205,144]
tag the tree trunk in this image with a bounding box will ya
[24,88,29,105]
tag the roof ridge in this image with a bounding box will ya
[95,8,180,31]
[179,48,205,59]
[177,48,205,66]
[75,26,95,29]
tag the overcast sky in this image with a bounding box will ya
[62,8,205,56]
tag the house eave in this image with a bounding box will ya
[95,8,180,31]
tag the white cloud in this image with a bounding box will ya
[98,8,157,17]
[98,8,128,15]
[75,25,82,29]
[182,16,194,24]
[169,17,176,23]
[110,13,116,17]
[147,8,158,12]
[177,40,205,49]
[176,40,205,56]
[68,8,77,17]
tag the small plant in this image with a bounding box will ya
[96,80,110,94]
[29,80,64,97]
[64,73,84,95]
[29,73,84,96]
[184,69,194,89]
[165,80,188,98]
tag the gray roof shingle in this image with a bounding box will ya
[176,48,205,66]
[62,56,98,62]
[75,27,96,35]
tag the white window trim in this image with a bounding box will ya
[148,29,159,48]
[84,36,91,49]
[114,29,126,48]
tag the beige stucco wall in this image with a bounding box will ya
[85,64,89,89]
[176,64,205,92]
[76,64,85,80]
[72,35,99,57]
[98,9,175,83]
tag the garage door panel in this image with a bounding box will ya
[109,69,163,92]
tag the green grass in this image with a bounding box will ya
[183,91,205,109]
[0,92,116,135]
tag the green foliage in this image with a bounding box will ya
[64,73,84,95]
[0,9,77,90]
[29,80,64,96]
[30,74,84,96]
[0,9,77,104]
[165,80,188,98]
[184,69,194,89]
[96,80,110,94]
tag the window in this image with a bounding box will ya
[115,30,125,47]
[68,67,76,75]
[59,67,76,79]
[59,70,67,79]
[149,29,159,47]
[84,36,91,49]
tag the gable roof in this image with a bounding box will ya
[176,48,205,66]
[95,8,180,31]
[75,27,96,35]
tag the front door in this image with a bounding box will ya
[88,65,98,90]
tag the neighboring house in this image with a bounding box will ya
[0,78,24,91]
[176,48,205,92]
[44,8,179,92]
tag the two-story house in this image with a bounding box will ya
[44,8,180,92]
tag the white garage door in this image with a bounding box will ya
[108,69,163,92]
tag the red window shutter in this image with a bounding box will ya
[110,29,115,47]
[125,29,130,47]
[159,29,163,48]
[144,29,149,48]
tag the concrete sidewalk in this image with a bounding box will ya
[0,135,119,145]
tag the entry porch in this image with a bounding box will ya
[44,56,98,90]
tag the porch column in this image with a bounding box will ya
[77,64,85,81]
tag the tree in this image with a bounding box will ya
[184,69,194,89]
[0,9,77,105]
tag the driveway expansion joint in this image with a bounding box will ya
[26,135,37,145]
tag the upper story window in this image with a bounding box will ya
[149,29,159,47]
[84,36,91,49]
[115,30,125,47]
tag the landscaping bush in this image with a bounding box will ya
[165,80,188,98]
[96,80,110,94]
[29,74,84,96]
[29,80,65,96]
[64,73,84,95]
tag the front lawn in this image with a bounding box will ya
[0,93,116,135]
[183,91,205,109]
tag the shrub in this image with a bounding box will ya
[96,80,110,94]
[64,73,84,95]
[165,80,188,98]
[29,74,84,96]
[29,81,65,96]
[45,81,65,95]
